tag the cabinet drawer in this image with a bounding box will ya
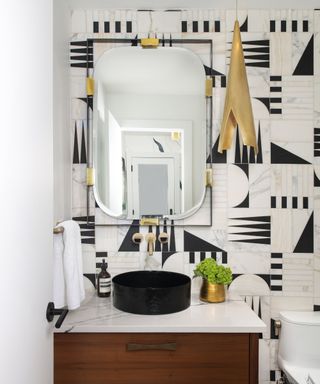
[54,333,255,384]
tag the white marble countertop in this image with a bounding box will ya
[54,291,266,334]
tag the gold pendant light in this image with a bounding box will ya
[218,19,258,154]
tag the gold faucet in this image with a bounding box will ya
[145,233,156,256]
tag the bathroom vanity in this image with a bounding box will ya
[54,294,265,384]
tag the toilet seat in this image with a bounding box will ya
[280,359,320,384]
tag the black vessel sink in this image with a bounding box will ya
[112,271,191,315]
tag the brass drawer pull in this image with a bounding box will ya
[127,342,177,351]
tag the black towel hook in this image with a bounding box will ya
[46,302,68,329]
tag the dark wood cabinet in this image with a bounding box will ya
[54,333,258,384]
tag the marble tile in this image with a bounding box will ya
[228,252,270,274]
[259,339,271,383]
[270,119,313,144]
[71,98,87,120]
[269,339,280,371]
[184,226,228,253]
[270,296,314,317]
[314,254,320,299]
[211,34,227,74]
[228,208,271,252]
[182,191,212,226]
[314,210,320,253]
[104,251,142,277]
[282,253,314,297]
[271,209,292,252]
[95,207,118,225]
[72,164,87,209]
[70,75,86,99]
[225,10,248,32]
[270,33,292,75]
[152,11,181,34]
[291,210,313,252]
[314,78,320,130]
[82,249,96,274]
[212,164,228,209]
[281,77,313,120]
[162,252,184,273]
[292,33,313,74]
[270,164,313,209]
[247,10,270,33]
[315,10,320,33]
[249,165,271,208]
[227,164,249,208]
[95,226,118,253]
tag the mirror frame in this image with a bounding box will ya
[84,37,213,227]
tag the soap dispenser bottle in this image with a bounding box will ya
[97,259,111,297]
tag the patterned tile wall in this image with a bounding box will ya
[69,8,320,384]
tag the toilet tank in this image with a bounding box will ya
[278,311,320,368]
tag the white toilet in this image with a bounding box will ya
[278,311,320,384]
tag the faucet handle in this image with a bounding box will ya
[145,233,156,256]
[158,232,169,244]
[132,233,144,244]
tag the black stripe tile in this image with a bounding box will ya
[215,20,220,32]
[96,252,108,258]
[270,86,282,92]
[126,21,132,33]
[270,20,276,32]
[292,196,298,208]
[270,109,282,114]
[271,286,282,291]
[203,20,209,32]
[303,197,309,209]
[292,20,297,32]
[281,196,287,208]
[189,252,195,263]
[93,21,99,33]
[115,21,121,33]
[73,123,79,164]
[271,263,282,269]
[104,21,110,33]
[181,21,187,32]
[303,20,308,32]
[192,21,198,32]
[222,252,228,264]
[271,196,276,208]
[271,253,282,258]
[281,20,286,32]
[270,75,282,81]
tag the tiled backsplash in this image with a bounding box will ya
[70,8,320,384]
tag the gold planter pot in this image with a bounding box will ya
[200,279,225,303]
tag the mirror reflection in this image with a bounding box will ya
[93,46,207,220]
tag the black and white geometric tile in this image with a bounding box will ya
[69,8,320,384]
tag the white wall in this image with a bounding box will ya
[0,1,54,384]
[53,0,72,224]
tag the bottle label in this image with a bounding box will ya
[99,278,111,293]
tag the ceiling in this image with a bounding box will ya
[63,0,320,10]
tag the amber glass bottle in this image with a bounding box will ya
[97,259,111,297]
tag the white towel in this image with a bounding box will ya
[53,220,85,310]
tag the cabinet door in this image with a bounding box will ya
[54,333,255,384]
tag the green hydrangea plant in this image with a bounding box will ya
[194,258,232,285]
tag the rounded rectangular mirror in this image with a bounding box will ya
[93,44,209,221]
